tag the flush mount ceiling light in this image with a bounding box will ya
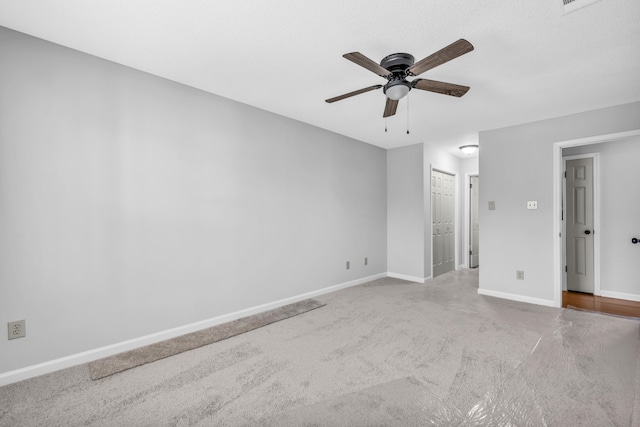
[459,144,479,155]
[384,78,412,101]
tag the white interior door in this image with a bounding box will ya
[565,158,595,293]
[470,176,479,268]
[433,170,455,277]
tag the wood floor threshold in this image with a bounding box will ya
[562,291,640,318]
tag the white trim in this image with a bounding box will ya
[600,290,640,303]
[553,129,640,308]
[554,130,640,148]
[387,272,426,283]
[562,153,601,297]
[0,272,386,386]
[477,288,555,307]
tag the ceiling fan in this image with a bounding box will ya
[325,39,474,118]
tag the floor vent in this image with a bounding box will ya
[562,0,602,14]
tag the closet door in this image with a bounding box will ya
[433,170,455,277]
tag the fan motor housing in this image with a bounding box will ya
[380,53,415,75]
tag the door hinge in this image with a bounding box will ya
[469,250,472,255]
[564,171,566,178]
[565,265,567,272]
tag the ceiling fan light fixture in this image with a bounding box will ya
[384,80,411,101]
[327,40,474,118]
[459,144,479,155]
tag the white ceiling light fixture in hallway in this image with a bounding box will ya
[460,144,479,155]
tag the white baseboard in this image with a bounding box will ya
[600,290,640,302]
[477,288,555,307]
[0,272,386,386]
[387,272,426,283]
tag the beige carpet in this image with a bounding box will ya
[89,298,325,380]
[255,307,638,426]
[2,270,639,426]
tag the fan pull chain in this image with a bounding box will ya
[406,94,410,134]
[385,118,387,132]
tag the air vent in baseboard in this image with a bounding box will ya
[562,0,602,14]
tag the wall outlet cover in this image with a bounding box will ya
[489,201,496,210]
[527,201,538,210]
[8,320,26,340]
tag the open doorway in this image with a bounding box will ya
[469,175,479,268]
[553,129,640,308]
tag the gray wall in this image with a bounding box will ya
[386,143,469,281]
[563,137,640,298]
[0,27,387,374]
[387,144,425,280]
[479,101,640,305]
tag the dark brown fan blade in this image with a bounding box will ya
[407,39,474,76]
[383,98,398,118]
[325,85,383,103]
[343,52,391,77]
[412,79,470,97]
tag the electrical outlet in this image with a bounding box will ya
[346,261,350,270]
[364,257,368,266]
[516,270,524,280]
[489,201,496,210]
[527,201,538,210]
[8,320,26,340]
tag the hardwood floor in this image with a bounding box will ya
[562,291,640,318]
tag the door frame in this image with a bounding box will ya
[430,166,458,277]
[562,153,600,296]
[553,129,640,307]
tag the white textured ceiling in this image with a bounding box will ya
[1,0,639,156]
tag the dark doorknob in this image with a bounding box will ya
[633,238,639,244]
[584,230,591,235]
